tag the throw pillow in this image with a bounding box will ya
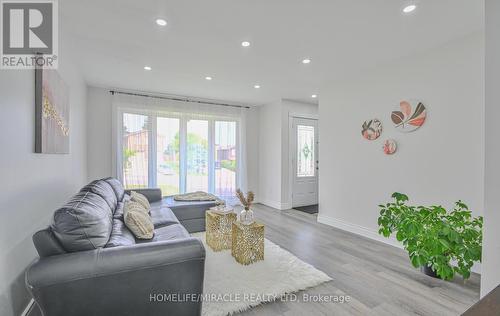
[131,191,150,210]
[124,201,154,239]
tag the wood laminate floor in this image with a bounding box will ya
[239,204,480,316]
[27,203,480,316]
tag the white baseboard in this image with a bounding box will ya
[317,214,481,274]
[258,199,291,210]
[317,214,403,249]
[281,202,292,210]
[258,199,281,210]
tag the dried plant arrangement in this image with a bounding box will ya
[236,189,254,210]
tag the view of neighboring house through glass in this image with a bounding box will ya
[157,117,180,196]
[122,113,149,188]
[186,119,209,193]
[121,112,237,197]
[215,121,236,197]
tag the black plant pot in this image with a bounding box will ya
[421,265,439,279]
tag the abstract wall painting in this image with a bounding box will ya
[383,139,397,155]
[362,119,382,140]
[391,100,426,133]
[35,68,70,154]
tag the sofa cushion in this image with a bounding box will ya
[160,197,217,221]
[178,218,206,234]
[113,201,125,220]
[125,188,162,203]
[137,224,189,243]
[130,191,150,210]
[103,177,125,202]
[51,191,113,252]
[80,180,117,210]
[105,219,136,248]
[124,202,154,239]
[32,228,67,257]
[150,207,179,228]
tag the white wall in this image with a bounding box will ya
[0,51,88,314]
[481,0,500,297]
[258,100,283,207]
[244,107,260,196]
[87,87,113,180]
[258,99,318,209]
[318,33,484,250]
[86,87,261,195]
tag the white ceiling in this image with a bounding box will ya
[60,0,483,106]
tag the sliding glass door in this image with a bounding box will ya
[186,119,209,193]
[215,121,236,197]
[121,111,238,198]
[122,113,149,189]
[156,117,180,196]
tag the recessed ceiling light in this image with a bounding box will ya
[144,66,152,71]
[205,76,212,80]
[311,94,317,98]
[254,84,260,89]
[156,18,167,26]
[302,58,311,64]
[241,41,250,47]
[403,5,416,13]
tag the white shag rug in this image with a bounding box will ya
[192,232,332,316]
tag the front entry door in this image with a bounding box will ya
[292,117,319,207]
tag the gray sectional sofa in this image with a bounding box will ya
[26,178,217,316]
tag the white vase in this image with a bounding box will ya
[240,209,254,225]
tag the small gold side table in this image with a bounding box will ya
[231,221,265,265]
[206,210,237,251]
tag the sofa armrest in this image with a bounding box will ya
[125,188,162,202]
[26,237,205,316]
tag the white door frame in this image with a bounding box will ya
[288,113,319,208]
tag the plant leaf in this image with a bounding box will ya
[391,192,409,202]
[408,112,426,126]
[409,117,426,127]
[439,239,450,249]
[391,111,405,125]
[409,102,426,121]
[396,230,405,241]
[400,101,412,117]
[411,255,420,268]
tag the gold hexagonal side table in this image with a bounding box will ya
[206,210,237,251]
[231,221,265,265]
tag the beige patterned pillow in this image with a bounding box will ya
[125,200,149,214]
[131,191,150,210]
[124,201,154,239]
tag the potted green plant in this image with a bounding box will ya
[378,193,483,280]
